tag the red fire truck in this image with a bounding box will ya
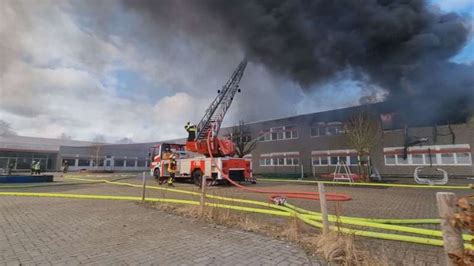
[149,60,254,185]
[149,143,253,185]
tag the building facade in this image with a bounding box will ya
[3,103,472,178]
[0,135,98,173]
[235,104,474,178]
[58,142,159,172]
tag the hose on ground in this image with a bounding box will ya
[205,133,351,201]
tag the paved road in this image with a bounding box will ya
[0,196,317,265]
[3,173,471,265]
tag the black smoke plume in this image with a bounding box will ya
[123,0,473,125]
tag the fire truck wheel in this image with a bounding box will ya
[192,170,203,186]
[153,168,160,179]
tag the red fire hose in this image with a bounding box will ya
[206,134,351,202]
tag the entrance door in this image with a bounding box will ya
[0,158,8,173]
[9,158,17,171]
[104,159,112,171]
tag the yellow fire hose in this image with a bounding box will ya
[1,191,471,250]
[261,178,471,190]
[2,176,472,250]
[65,177,445,226]
[285,202,440,224]
[280,202,472,242]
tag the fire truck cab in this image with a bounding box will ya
[149,143,254,185]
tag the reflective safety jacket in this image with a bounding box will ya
[168,158,177,173]
[184,123,197,132]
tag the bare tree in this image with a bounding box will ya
[229,120,258,158]
[344,111,381,181]
[116,137,134,144]
[91,135,106,169]
[58,133,72,140]
[0,120,16,137]
[92,135,106,143]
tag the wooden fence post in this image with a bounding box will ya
[300,164,304,180]
[200,176,207,217]
[436,192,464,266]
[141,171,147,202]
[318,182,330,234]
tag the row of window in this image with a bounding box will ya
[64,158,148,168]
[384,152,471,166]
[257,123,349,142]
[0,157,54,170]
[259,126,298,142]
[312,155,359,166]
[259,157,300,166]
[310,123,345,137]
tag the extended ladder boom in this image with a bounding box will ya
[195,59,247,140]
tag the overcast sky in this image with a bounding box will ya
[1,0,473,143]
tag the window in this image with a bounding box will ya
[311,127,324,137]
[62,158,76,166]
[311,123,344,137]
[330,156,339,165]
[137,160,146,167]
[427,153,437,165]
[286,126,298,139]
[292,158,299,165]
[278,158,285,165]
[411,154,424,165]
[259,158,273,166]
[349,156,358,165]
[277,132,284,140]
[456,153,471,164]
[245,135,252,142]
[125,160,136,167]
[326,123,344,135]
[78,159,90,167]
[292,130,298,138]
[271,132,277,140]
[260,126,298,141]
[312,158,319,165]
[114,159,124,167]
[397,155,408,164]
[385,155,396,165]
[441,153,455,164]
[16,158,32,169]
[320,156,328,165]
[260,153,299,166]
[92,159,104,167]
[327,127,338,135]
[385,145,471,166]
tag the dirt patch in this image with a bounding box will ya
[141,201,388,265]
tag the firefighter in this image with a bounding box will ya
[31,161,36,175]
[34,161,41,175]
[184,122,197,141]
[62,160,69,173]
[7,161,15,175]
[167,154,177,187]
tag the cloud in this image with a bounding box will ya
[432,0,474,12]
[9,0,461,142]
[1,0,314,142]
